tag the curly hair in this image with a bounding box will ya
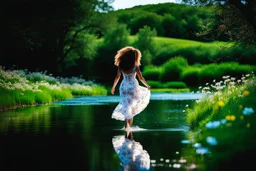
[114,46,141,70]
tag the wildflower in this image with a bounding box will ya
[196,147,209,154]
[206,121,220,129]
[246,123,251,128]
[225,115,236,121]
[220,119,227,124]
[192,143,202,148]
[243,90,250,96]
[239,105,243,109]
[240,115,244,120]
[242,107,254,115]
[230,115,236,121]
[214,106,219,110]
[217,101,225,107]
[206,136,218,146]
[181,140,190,144]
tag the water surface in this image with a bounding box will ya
[1,92,201,171]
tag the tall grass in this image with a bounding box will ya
[183,73,256,170]
[0,66,107,110]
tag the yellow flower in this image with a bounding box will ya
[225,115,236,121]
[240,115,244,120]
[225,115,231,120]
[239,105,243,109]
[243,90,250,96]
[217,101,225,107]
[230,115,236,121]
[214,106,219,110]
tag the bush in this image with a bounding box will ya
[147,80,187,88]
[147,80,162,88]
[198,62,256,84]
[142,65,162,80]
[181,67,201,87]
[164,81,187,88]
[160,56,188,82]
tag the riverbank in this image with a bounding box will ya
[0,66,108,111]
[182,73,256,170]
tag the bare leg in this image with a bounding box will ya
[125,119,130,129]
[128,118,133,127]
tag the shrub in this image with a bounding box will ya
[164,81,187,88]
[198,62,256,84]
[147,80,162,88]
[142,65,162,80]
[160,56,188,82]
[181,67,201,87]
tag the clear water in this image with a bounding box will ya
[0,92,202,171]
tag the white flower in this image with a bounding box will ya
[192,143,202,148]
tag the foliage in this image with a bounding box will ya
[134,26,157,65]
[92,24,131,83]
[181,66,201,87]
[142,65,163,80]
[129,12,164,36]
[150,88,190,93]
[102,24,131,50]
[197,62,256,83]
[183,72,256,170]
[160,56,189,82]
[112,2,214,41]
[64,33,98,68]
[152,36,256,65]
[0,66,107,110]
[147,80,187,88]
[3,0,114,74]
[179,0,256,46]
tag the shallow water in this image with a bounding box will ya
[1,92,202,171]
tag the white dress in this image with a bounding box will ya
[112,66,150,121]
[112,135,150,170]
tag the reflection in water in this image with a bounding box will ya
[112,131,150,171]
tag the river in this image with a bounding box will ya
[1,92,202,171]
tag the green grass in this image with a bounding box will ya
[151,88,190,93]
[0,67,108,111]
[182,73,256,169]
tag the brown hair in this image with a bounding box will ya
[114,46,141,70]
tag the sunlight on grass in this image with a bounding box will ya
[0,66,107,110]
[182,72,256,169]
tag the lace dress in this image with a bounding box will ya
[112,66,150,121]
[112,135,150,170]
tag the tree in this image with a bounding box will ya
[179,0,256,45]
[134,26,157,66]
[3,0,114,75]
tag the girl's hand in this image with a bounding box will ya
[147,85,151,90]
[111,87,115,95]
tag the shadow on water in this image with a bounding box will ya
[1,92,202,171]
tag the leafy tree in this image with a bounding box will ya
[129,12,164,36]
[92,24,131,83]
[4,0,114,75]
[134,26,157,66]
[179,0,256,45]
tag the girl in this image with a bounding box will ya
[111,46,151,129]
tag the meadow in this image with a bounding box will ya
[0,66,107,111]
[182,73,256,170]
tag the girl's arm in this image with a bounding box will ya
[136,66,151,90]
[111,67,121,94]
